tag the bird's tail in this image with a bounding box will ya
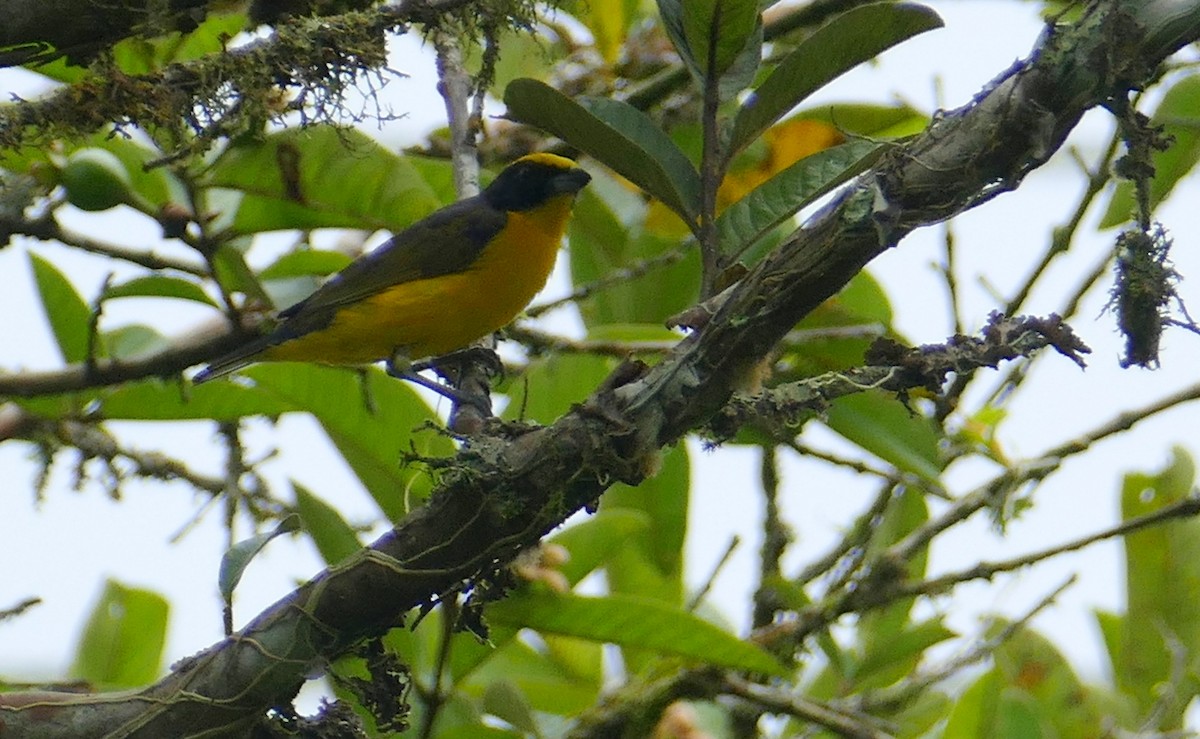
[192,338,273,384]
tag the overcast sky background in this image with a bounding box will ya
[3,0,1200,719]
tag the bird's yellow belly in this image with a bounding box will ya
[261,196,571,365]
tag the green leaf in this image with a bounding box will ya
[716,138,883,257]
[991,620,1108,738]
[103,324,169,359]
[244,364,452,520]
[104,275,218,307]
[792,103,929,139]
[206,127,443,235]
[942,667,1002,738]
[294,482,361,566]
[656,0,702,79]
[823,390,943,482]
[1093,608,1124,684]
[567,186,703,327]
[487,591,787,676]
[854,486,930,675]
[218,515,301,603]
[602,444,690,589]
[112,10,247,74]
[70,580,169,688]
[548,509,651,586]
[1117,446,1200,726]
[503,79,702,223]
[258,250,353,281]
[460,636,601,716]
[481,680,539,733]
[29,251,95,364]
[100,379,292,421]
[681,0,760,78]
[715,20,763,102]
[210,240,271,305]
[504,353,611,425]
[854,618,955,690]
[995,689,1047,739]
[762,270,894,391]
[1101,75,1200,228]
[729,3,943,156]
[87,135,183,211]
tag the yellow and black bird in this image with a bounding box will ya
[193,153,590,383]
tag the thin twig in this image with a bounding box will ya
[0,597,42,622]
[420,601,459,739]
[907,497,1200,599]
[687,536,740,612]
[784,439,951,500]
[506,324,676,357]
[794,482,895,587]
[753,445,790,628]
[893,379,1200,565]
[11,215,206,275]
[859,575,1078,714]
[724,676,895,739]
[525,247,688,318]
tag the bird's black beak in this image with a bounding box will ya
[553,168,592,195]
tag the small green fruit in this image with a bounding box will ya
[61,148,133,212]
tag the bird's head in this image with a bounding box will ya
[483,153,591,211]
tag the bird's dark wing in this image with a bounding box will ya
[271,196,507,338]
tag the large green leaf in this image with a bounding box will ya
[103,275,218,307]
[941,667,1002,737]
[1094,607,1124,685]
[729,3,943,156]
[29,251,95,364]
[1101,75,1200,227]
[503,79,701,223]
[206,127,443,235]
[210,239,271,305]
[86,135,184,211]
[567,185,703,327]
[548,510,652,586]
[681,0,760,79]
[598,444,691,675]
[791,103,929,139]
[112,10,247,75]
[657,0,702,79]
[257,250,352,281]
[991,620,1110,738]
[294,482,361,566]
[100,380,292,421]
[602,444,690,590]
[1117,446,1200,727]
[244,364,452,521]
[459,636,602,716]
[103,324,169,360]
[854,618,953,691]
[504,352,611,425]
[70,580,169,688]
[715,138,883,257]
[488,591,787,676]
[823,390,943,482]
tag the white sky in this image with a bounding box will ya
[2,0,1200,724]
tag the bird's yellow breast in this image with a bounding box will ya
[260,193,576,365]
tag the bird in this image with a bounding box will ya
[193,152,591,384]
